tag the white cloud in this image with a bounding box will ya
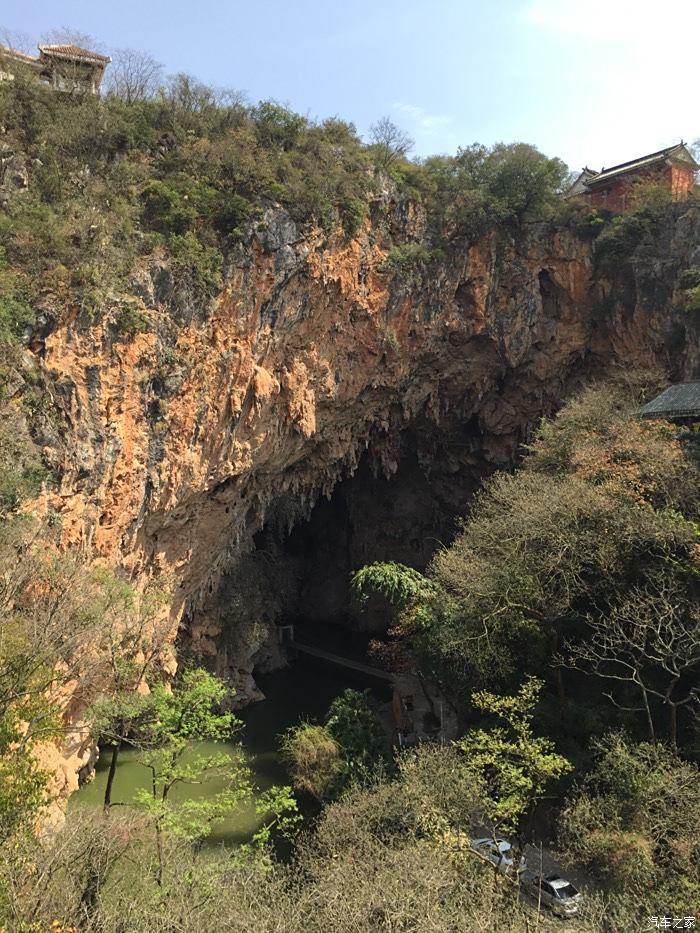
[393,102,422,119]
[392,102,454,137]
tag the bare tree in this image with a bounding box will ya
[562,578,700,744]
[40,26,104,52]
[368,116,414,170]
[162,72,246,113]
[105,47,163,103]
[0,26,34,53]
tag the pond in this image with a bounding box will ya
[70,656,392,845]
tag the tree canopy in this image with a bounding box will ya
[353,381,700,747]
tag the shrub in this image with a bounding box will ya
[0,460,48,514]
[168,232,223,298]
[0,201,69,270]
[592,201,674,271]
[683,285,700,312]
[678,266,700,290]
[340,197,367,239]
[678,265,700,312]
[0,262,34,343]
[280,722,342,799]
[0,413,48,513]
[325,689,386,784]
[556,200,608,238]
[115,305,149,336]
[140,232,166,254]
[141,180,197,235]
[382,243,435,273]
[212,192,253,239]
[251,100,308,151]
[379,324,400,353]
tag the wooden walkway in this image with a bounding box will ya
[291,641,395,682]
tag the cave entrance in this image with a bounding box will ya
[278,452,432,634]
[190,417,490,709]
[264,421,485,638]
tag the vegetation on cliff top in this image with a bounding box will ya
[0,68,568,332]
[1,55,696,530]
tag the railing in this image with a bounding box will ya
[279,625,394,681]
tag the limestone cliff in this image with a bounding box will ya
[22,191,700,768]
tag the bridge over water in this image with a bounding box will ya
[278,623,394,682]
[279,624,455,745]
[290,640,395,682]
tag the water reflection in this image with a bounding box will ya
[71,658,391,845]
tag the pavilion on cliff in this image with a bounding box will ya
[0,43,111,94]
[566,143,698,213]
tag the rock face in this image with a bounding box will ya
[29,196,700,720]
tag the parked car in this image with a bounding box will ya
[469,837,526,876]
[521,872,582,917]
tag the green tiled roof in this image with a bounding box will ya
[640,382,700,420]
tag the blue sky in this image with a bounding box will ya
[3,0,699,172]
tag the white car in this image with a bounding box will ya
[469,837,526,876]
[521,873,583,917]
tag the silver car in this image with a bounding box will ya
[469,837,526,876]
[522,872,582,917]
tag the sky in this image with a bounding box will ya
[2,0,699,172]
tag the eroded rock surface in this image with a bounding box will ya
[25,197,700,785]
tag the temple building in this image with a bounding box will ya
[639,382,700,426]
[0,43,111,95]
[566,143,698,213]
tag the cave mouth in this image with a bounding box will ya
[187,417,495,705]
[259,417,488,634]
[272,450,447,635]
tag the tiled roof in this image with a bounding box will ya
[564,168,599,198]
[0,45,40,65]
[38,44,111,64]
[585,144,697,189]
[640,382,700,420]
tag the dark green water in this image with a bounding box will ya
[71,658,391,845]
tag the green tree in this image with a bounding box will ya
[325,688,386,786]
[0,678,55,845]
[133,668,246,885]
[559,733,700,915]
[75,573,171,809]
[482,142,568,218]
[133,668,298,884]
[456,677,571,835]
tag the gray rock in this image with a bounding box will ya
[163,369,186,397]
[259,207,298,253]
[149,262,175,306]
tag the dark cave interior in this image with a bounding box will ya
[258,419,492,632]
